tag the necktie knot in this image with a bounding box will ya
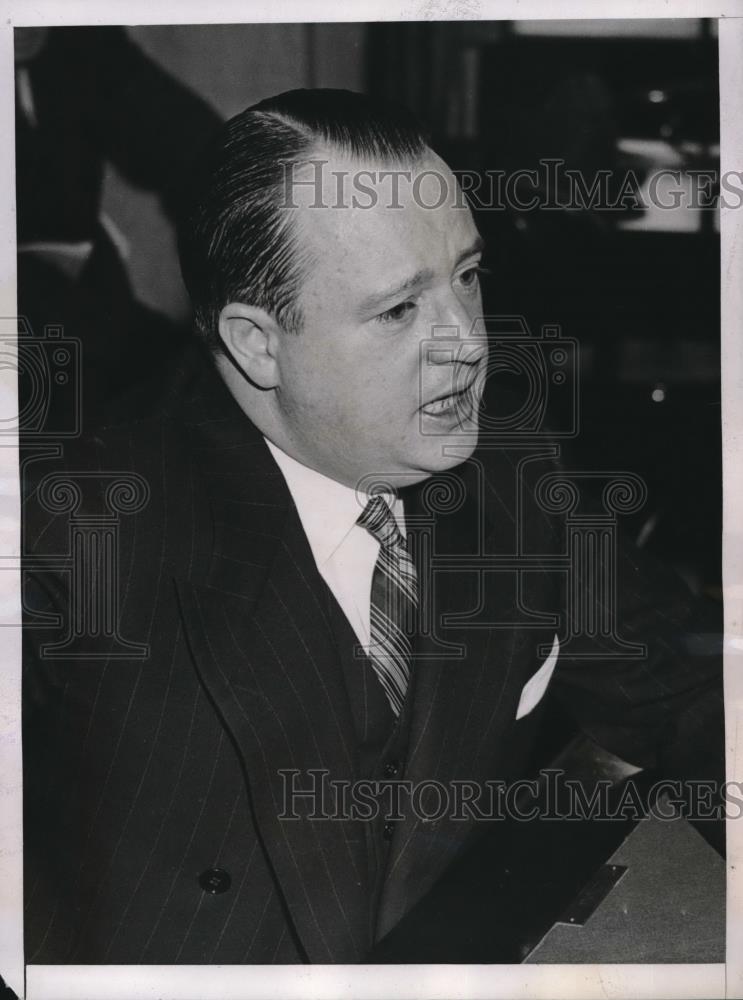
[357,495,405,551]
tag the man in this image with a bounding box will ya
[22,88,723,965]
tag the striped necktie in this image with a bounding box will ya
[357,495,418,716]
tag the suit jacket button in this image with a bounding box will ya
[383,760,400,777]
[199,868,231,894]
[383,821,396,841]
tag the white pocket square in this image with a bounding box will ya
[515,634,560,720]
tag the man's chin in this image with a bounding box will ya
[425,427,480,467]
[355,429,480,492]
[406,430,480,482]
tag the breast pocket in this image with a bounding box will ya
[515,634,560,720]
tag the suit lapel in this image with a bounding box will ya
[376,457,555,939]
[165,352,557,953]
[171,356,369,962]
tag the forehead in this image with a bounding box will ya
[288,148,479,297]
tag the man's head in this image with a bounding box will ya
[179,88,488,490]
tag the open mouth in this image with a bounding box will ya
[420,380,478,418]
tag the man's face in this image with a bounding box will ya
[272,148,488,490]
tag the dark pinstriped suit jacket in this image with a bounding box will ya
[22,343,723,964]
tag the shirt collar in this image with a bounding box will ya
[264,438,402,567]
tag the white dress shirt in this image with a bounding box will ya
[265,439,406,649]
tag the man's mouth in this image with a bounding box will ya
[420,379,479,418]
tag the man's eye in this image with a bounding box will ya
[377,300,417,325]
[458,265,489,290]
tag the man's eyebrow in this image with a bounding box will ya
[454,235,486,268]
[358,237,486,316]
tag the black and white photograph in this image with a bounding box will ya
[2,3,742,999]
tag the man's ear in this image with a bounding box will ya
[217,302,282,390]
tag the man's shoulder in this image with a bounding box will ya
[94,342,209,446]
[28,342,216,472]
[20,343,221,539]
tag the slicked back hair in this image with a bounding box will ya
[177,88,430,351]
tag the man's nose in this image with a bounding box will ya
[426,314,488,369]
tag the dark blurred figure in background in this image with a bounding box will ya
[15,26,221,428]
[471,32,722,598]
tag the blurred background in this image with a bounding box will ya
[14,18,721,596]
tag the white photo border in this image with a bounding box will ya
[1,3,741,998]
